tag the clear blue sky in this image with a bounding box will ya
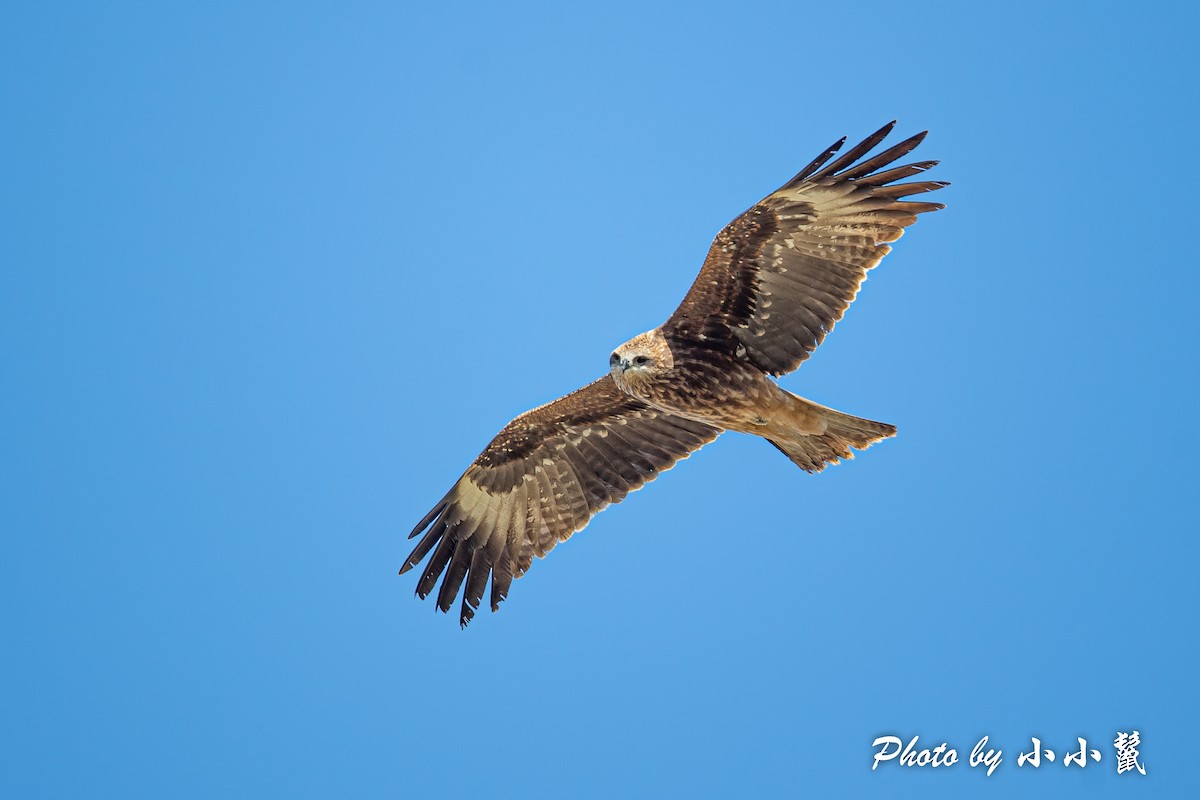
[2,2,1196,797]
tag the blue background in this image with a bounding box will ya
[3,2,1195,797]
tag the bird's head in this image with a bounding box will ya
[609,328,673,394]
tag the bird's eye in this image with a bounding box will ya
[610,352,620,366]
[634,355,650,366]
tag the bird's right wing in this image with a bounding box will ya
[401,375,720,626]
[664,121,946,376]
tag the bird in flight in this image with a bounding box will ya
[402,122,946,625]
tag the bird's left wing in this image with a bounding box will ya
[401,375,720,626]
[664,121,946,376]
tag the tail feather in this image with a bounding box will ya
[767,399,896,473]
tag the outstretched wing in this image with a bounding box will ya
[664,121,946,376]
[401,376,720,626]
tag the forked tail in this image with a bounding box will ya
[767,396,896,473]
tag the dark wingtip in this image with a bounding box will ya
[908,130,929,148]
[785,135,848,186]
[460,598,481,628]
[810,122,902,181]
[863,121,897,145]
[408,498,449,539]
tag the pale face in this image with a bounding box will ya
[609,329,673,394]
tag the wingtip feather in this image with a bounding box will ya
[809,122,899,180]
[408,497,449,539]
[786,135,848,185]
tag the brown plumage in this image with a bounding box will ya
[402,122,947,625]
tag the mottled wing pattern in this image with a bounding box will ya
[664,121,946,376]
[401,376,720,626]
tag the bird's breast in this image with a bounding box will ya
[630,356,774,431]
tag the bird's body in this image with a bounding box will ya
[402,122,947,625]
[613,330,818,433]
[610,328,769,432]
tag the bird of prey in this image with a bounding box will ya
[402,122,946,625]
